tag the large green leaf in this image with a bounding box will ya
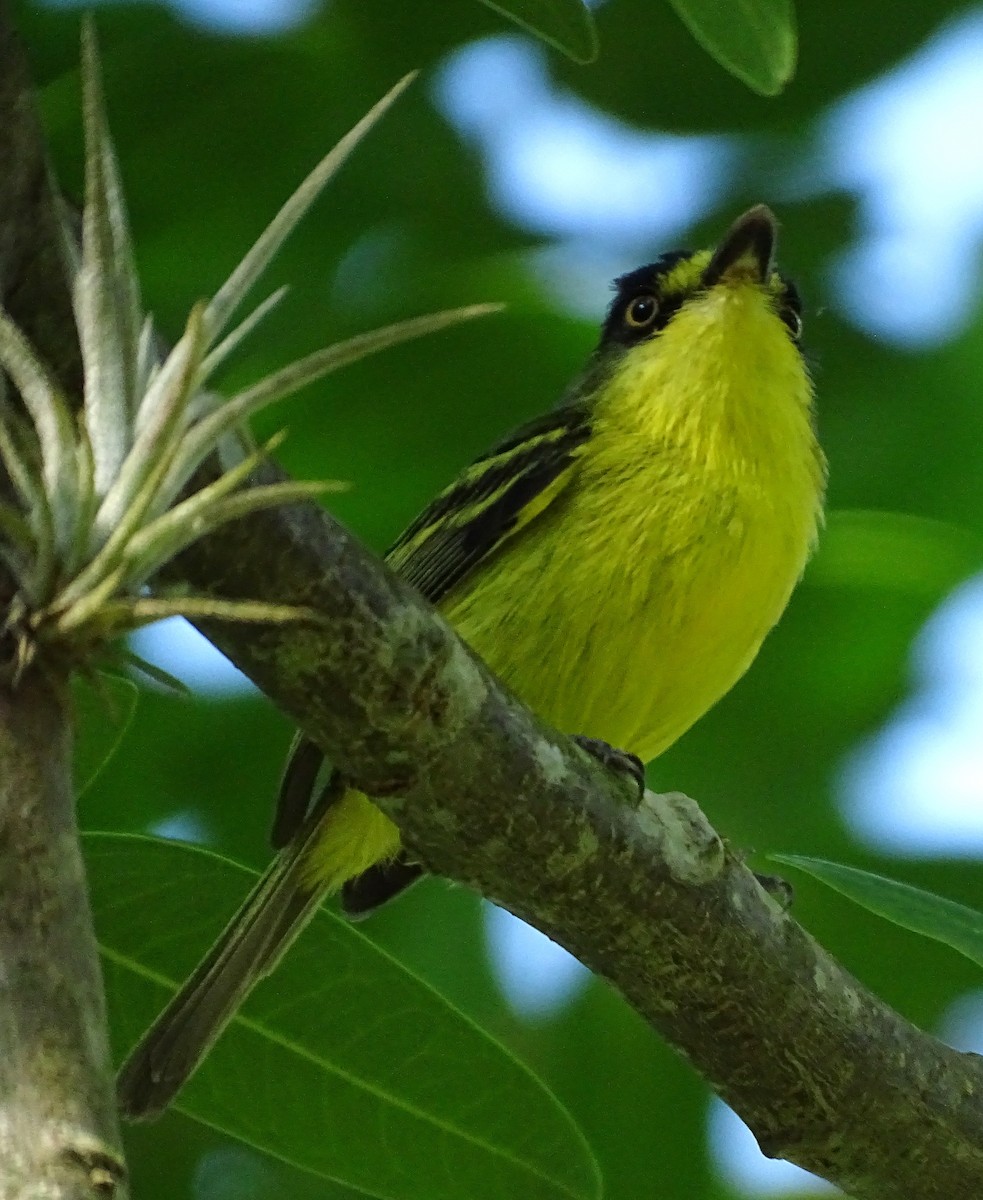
[479,0,599,64]
[811,510,983,596]
[87,833,601,1200]
[73,672,140,798]
[773,855,983,971]
[667,0,797,95]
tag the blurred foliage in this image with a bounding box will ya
[478,0,599,64]
[667,0,797,95]
[90,835,600,1200]
[74,672,139,796]
[12,0,983,1196]
[775,855,983,971]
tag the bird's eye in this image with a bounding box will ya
[781,307,803,340]
[625,294,658,329]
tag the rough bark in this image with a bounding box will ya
[0,672,128,1199]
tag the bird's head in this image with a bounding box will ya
[580,205,812,449]
[598,205,802,355]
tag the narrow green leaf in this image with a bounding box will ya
[118,429,290,581]
[114,646,190,693]
[93,304,208,543]
[478,0,598,64]
[121,596,316,625]
[121,477,336,588]
[0,500,35,590]
[53,563,127,634]
[0,543,30,595]
[88,834,601,1200]
[53,187,83,285]
[772,855,983,970]
[810,509,983,596]
[0,408,56,600]
[667,0,796,96]
[200,286,289,380]
[204,72,418,341]
[164,303,504,501]
[82,19,142,391]
[79,17,137,489]
[0,307,80,556]
[134,315,159,405]
[66,428,97,579]
[0,410,45,529]
[61,308,208,616]
[0,502,37,557]
[72,671,139,797]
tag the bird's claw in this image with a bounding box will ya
[754,872,794,909]
[573,735,646,798]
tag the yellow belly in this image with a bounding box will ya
[444,456,815,763]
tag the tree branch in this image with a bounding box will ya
[2,8,982,1200]
[0,671,128,1199]
[0,10,128,1197]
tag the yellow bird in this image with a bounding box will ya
[118,204,825,1119]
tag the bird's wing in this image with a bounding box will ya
[271,401,592,855]
[386,400,593,605]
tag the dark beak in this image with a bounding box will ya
[702,204,777,288]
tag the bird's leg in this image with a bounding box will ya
[754,873,795,909]
[732,847,795,908]
[572,735,646,798]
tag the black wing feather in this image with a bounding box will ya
[386,400,592,605]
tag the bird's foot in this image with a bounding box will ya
[573,735,646,798]
[754,872,794,909]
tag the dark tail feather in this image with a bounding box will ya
[271,735,326,848]
[116,821,327,1122]
[341,855,424,919]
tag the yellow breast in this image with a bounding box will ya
[445,284,825,763]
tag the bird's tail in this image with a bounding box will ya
[116,802,333,1122]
